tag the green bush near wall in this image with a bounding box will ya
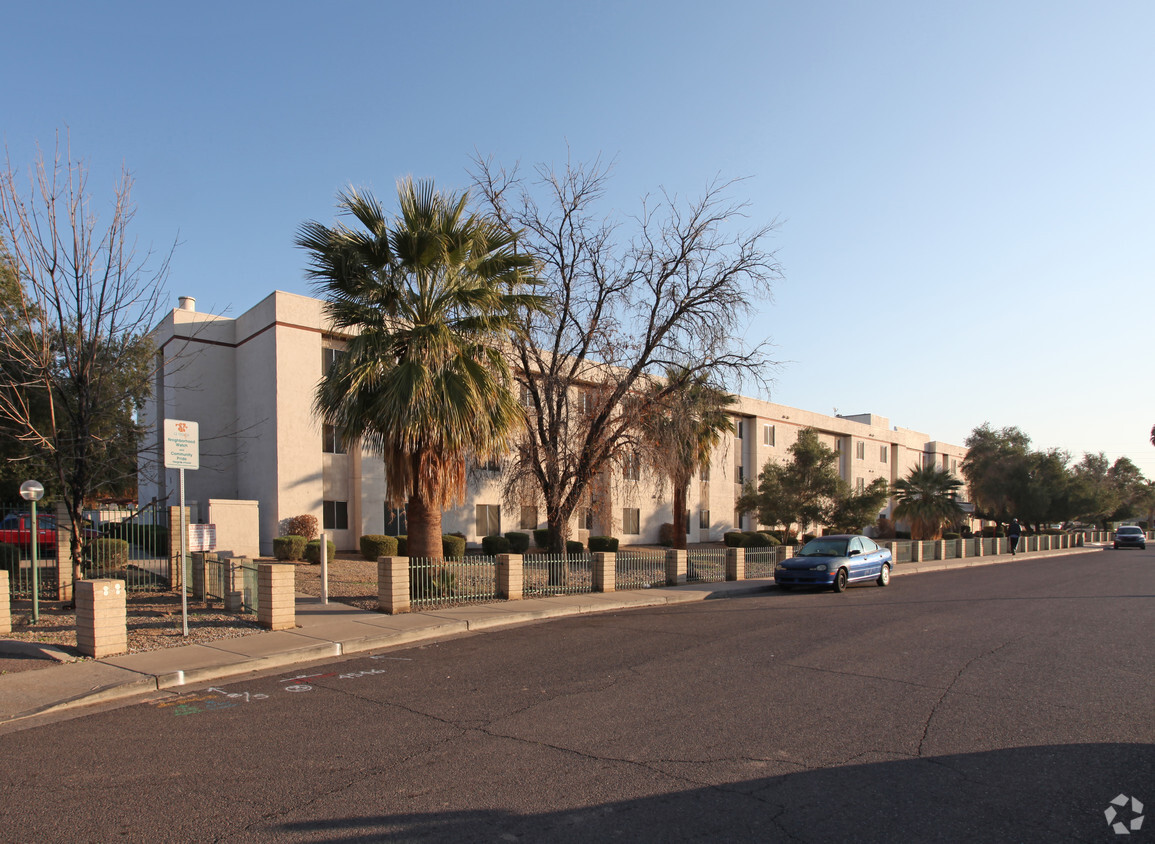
[304,538,337,564]
[441,534,466,560]
[101,523,170,556]
[396,535,407,555]
[503,532,530,553]
[566,539,584,554]
[743,531,778,547]
[723,531,746,547]
[87,537,130,570]
[482,534,511,555]
[273,535,307,561]
[532,528,550,549]
[588,536,619,552]
[359,535,399,560]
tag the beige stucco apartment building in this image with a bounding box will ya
[140,291,970,555]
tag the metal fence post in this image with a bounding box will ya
[320,531,328,605]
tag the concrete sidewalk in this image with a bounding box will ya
[0,544,1102,727]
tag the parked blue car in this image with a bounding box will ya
[775,534,893,592]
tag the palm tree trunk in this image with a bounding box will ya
[406,492,442,560]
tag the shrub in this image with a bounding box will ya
[723,531,746,547]
[87,537,130,570]
[359,534,399,560]
[442,534,466,560]
[273,535,307,561]
[411,566,456,599]
[743,531,776,548]
[566,539,584,554]
[397,535,407,555]
[101,522,171,556]
[757,531,781,546]
[304,538,337,564]
[503,531,530,553]
[588,535,619,553]
[533,528,550,548]
[942,532,961,540]
[285,514,319,540]
[658,523,676,547]
[0,543,19,575]
[482,534,511,555]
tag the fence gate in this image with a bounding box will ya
[85,501,172,591]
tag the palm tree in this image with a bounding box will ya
[297,179,545,559]
[892,464,966,540]
[642,368,736,550]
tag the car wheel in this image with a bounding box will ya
[832,568,848,593]
[1114,543,1119,549]
[877,563,891,587]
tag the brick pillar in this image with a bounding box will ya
[224,556,244,612]
[665,549,686,586]
[168,506,190,590]
[0,570,10,634]
[958,538,967,559]
[497,554,523,600]
[935,540,945,561]
[782,546,794,559]
[725,547,745,581]
[75,579,127,658]
[257,563,295,630]
[54,501,74,602]
[378,556,410,614]
[911,541,923,563]
[592,552,615,593]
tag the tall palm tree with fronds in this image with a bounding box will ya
[892,464,966,541]
[642,368,737,550]
[297,178,546,559]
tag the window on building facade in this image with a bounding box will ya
[685,510,691,534]
[623,507,640,535]
[734,418,743,439]
[322,346,344,375]
[880,445,889,463]
[856,441,865,460]
[323,500,348,531]
[699,509,710,530]
[700,462,710,482]
[951,459,958,473]
[763,424,775,446]
[736,465,745,483]
[856,477,865,493]
[476,504,501,536]
[520,506,538,531]
[942,455,949,470]
[479,456,501,472]
[520,382,533,408]
[383,505,406,537]
[623,451,641,481]
[580,508,592,531]
[836,439,843,452]
[322,423,346,454]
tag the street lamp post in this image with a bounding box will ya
[19,480,45,623]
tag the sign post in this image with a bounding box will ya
[164,419,199,637]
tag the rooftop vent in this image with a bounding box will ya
[178,296,196,312]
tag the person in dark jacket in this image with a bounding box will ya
[1008,518,1022,556]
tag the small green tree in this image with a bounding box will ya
[739,428,841,539]
[961,424,1032,531]
[828,477,890,534]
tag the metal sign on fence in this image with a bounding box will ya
[188,524,216,552]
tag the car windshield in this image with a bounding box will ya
[798,538,849,557]
[1118,527,1142,535]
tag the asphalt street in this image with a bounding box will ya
[1,549,1151,842]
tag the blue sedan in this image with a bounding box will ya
[775,534,893,592]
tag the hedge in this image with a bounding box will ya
[723,531,746,547]
[482,534,511,555]
[588,535,619,553]
[743,531,778,548]
[533,528,550,549]
[304,538,337,564]
[0,543,19,575]
[442,534,466,560]
[503,531,530,554]
[273,535,307,561]
[359,535,399,560]
[87,537,130,569]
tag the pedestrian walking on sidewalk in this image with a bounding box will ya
[1008,519,1022,556]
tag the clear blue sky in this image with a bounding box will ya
[5,0,1153,477]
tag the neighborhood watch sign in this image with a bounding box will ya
[164,419,199,470]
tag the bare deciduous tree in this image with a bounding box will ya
[472,156,782,554]
[0,140,170,592]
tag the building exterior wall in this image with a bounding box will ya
[141,292,971,552]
